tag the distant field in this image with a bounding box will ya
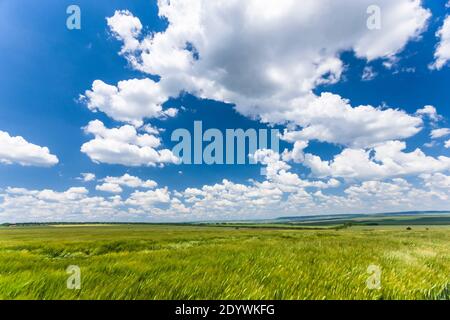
[288,214,450,226]
[0,224,449,299]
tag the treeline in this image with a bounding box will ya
[0,222,193,227]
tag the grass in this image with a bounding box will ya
[0,224,448,300]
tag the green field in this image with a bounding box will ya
[0,224,449,300]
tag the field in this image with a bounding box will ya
[0,224,449,300]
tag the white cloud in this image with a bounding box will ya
[304,140,450,180]
[160,107,178,118]
[0,184,183,222]
[101,173,158,190]
[126,187,171,207]
[177,173,449,218]
[430,15,450,70]
[96,182,123,194]
[178,150,341,216]
[421,173,450,191]
[80,173,96,182]
[182,179,283,215]
[106,1,430,126]
[282,140,309,163]
[416,105,442,122]
[104,174,157,188]
[430,128,450,139]
[445,139,450,148]
[0,186,126,222]
[342,178,449,208]
[106,10,143,54]
[254,149,340,189]
[281,93,422,148]
[5,186,88,201]
[6,2,448,222]
[80,120,179,167]
[344,179,414,205]
[141,124,163,135]
[0,130,58,167]
[2,170,450,222]
[82,78,174,126]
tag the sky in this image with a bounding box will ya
[1,0,450,222]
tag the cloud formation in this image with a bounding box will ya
[416,105,441,122]
[280,93,422,148]
[83,79,175,126]
[4,1,450,223]
[96,174,158,193]
[80,173,96,182]
[304,140,450,180]
[81,120,179,166]
[431,128,450,139]
[431,14,450,70]
[105,0,430,125]
[0,130,58,167]
[2,171,449,222]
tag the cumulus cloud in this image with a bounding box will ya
[445,139,450,148]
[431,128,450,139]
[105,1,430,125]
[281,93,422,148]
[80,120,179,166]
[125,187,171,207]
[82,79,175,126]
[342,178,449,208]
[0,130,58,167]
[177,174,450,218]
[183,179,283,214]
[421,173,450,191]
[96,174,158,193]
[282,140,309,163]
[2,171,450,222]
[103,174,157,189]
[80,173,96,182]
[96,182,123,194]
[253,149,340,191]
[0,184,184,222]
[0,187,122,222]
[430,15,450,70]
[416,105,442,122]
[4,2,450,223]
[304,140,450,180]
[173,149,341,216]
[107,10,143,54]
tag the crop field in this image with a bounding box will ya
[0,224,449,300]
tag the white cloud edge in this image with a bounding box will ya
[0,130,58,167]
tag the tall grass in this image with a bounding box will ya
[0,225,448,299]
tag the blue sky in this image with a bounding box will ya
[1,0,450,222]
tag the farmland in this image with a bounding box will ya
[0,223,448,300]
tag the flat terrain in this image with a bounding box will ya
[0,224,448,299]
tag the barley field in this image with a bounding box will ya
[0,224,448,300]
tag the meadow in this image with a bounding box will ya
[0,224,448,300]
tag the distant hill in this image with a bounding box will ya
[275,211,450,226]
[277,210,450,221]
